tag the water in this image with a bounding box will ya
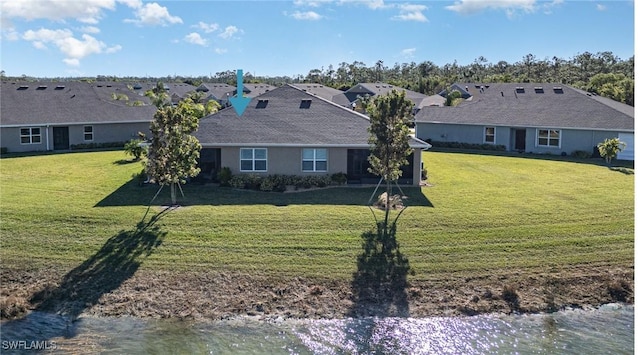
[1,304,633,354]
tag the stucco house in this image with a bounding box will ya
[0,81,157,153]
[414,83,634,160]
[195,84,431,185]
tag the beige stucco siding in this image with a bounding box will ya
[219,146,350,176]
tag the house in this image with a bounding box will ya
[291,83,347,106]
[338,83,430,110]
[414,83,634,160]
[195,84,431,185]
[195,83,236,107]
[0,81,157,153]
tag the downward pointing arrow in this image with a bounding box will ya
[229,69,251,117]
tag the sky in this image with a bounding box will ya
[0,0,635,78]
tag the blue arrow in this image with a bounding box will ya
[229,69,251,117]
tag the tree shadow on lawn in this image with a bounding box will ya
[1,209,168,343]
[94,180,435,208]
[346,221,411,352]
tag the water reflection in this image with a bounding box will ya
[1,305,632,354]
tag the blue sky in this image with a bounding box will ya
[0,0,635,78]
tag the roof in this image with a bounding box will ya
[344,82,428,107]
[243,83,277,97]
[291,83,345,102]
[0,81,157,127]
[196,83,236,100]
[415,83,634,132]
[196,84,430,149]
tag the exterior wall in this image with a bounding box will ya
[69,122,151,147]
[219,146,349,176]
[0,122,151,153]
[1,126,48,153]
[417,122,626,157]
[217,146,422,185]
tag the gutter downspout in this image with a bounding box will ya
[46,125,50,151]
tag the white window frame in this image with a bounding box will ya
[536,129,561,148]
[484,126,496,144]
[240,148,267,172]
[302,148,328,172]
[83,125,94,141]
[20,127,42,145]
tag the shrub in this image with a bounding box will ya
[428,141,506,151]
[124,139,147,160]
[331,172,347,185]
[229,175,246,189]
[0,147,7,155]
[571,150,591,159]
[217,167,232,186]
[70,141,126,150]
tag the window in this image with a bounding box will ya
[537,129,561,148]
[484,127,496,144]
[83,126,93,141]
[302,148,327,172]
[240,148,267,172]
[20,127,41,144]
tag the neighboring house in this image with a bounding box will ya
[339,83,429,110]
[291,83,347,105]
[195,84,431,185]
[196,83,236,107]
[0,81,157,153]
[243,83,277,98]
[414,83,634,160]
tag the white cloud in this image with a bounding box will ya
[22,28,120,66]
[289,11,323,20]
[193,21,219,33]
[124,2,182,26]
[392,4,428,22]
[214,47,228,54]
[1,0,117,23]
[293,0,334,7]
[219,26,242,39]
[184,32,207,46]
[81,26,101,34]
[596,3,606,11]
[446,0,536,15]
[2,28,20,41]
[400,47,416,58]
[338,0,387,10]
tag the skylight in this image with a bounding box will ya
[256,99,268,109]
[300,99,312,109]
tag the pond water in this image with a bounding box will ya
[1,304,633,354]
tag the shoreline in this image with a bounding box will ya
[1,265,633,322]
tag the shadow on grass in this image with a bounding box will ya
[349,221,411,318]
[0,209,169,343]
[609,166,634,175]
[113,158,142,165]
[95,181,434,208]
[346,221,411,353]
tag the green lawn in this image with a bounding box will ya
[0,150,634,281]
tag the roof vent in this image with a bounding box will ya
[37,85,47,90]
[515,87,525,93]
[256,99,269,109]
[55,85,65,90]
[534,87,544,94]
[300,99,312,109]
[17,85,28,90]
[553,87,563,94]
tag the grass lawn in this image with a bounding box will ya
[0,150,633,283]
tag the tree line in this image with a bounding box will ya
[1,51,633,106]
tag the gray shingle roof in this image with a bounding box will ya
[1,81,157,126]
[291,84,345,102]
[196,84,429,148]
[344,82,428,107]
[415,83,634,132]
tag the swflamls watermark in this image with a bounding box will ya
[2,340,57,350]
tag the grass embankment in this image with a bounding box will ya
[0,150,634,319]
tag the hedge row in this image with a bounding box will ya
[224,172,348,192]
